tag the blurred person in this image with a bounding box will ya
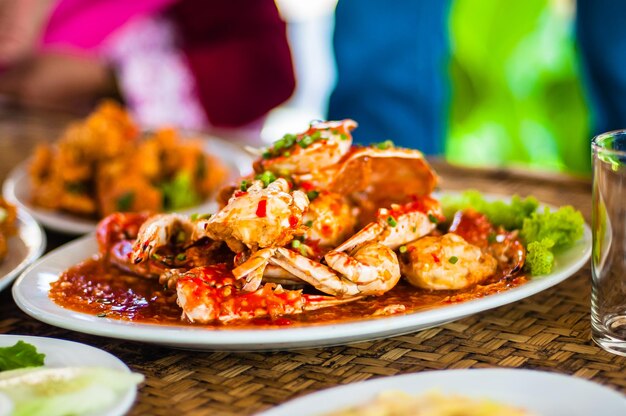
[0,0,295,140]
[327,0,451,154]
[576,0,626,136]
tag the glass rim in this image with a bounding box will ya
[592,129,626,156]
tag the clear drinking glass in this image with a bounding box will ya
[591,130,626,356]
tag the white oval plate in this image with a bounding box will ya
[256,368,626,416]
[0,334,139,416]
[0,209,45,292]
[11,199,591,351]
[2,135,252,234]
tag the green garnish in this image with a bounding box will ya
[448,256,459,264]
[116,191,135,211]
[176,253,187,261]
[291,239,301,249]
[387,216,398,227]
[160,171,201,210]
[373,140,394,150]
[521,206,585,275]
[441,190,539,230]
[340,133,349,141]
[240,180,249,191]
[399,245,407,254]
[524,239,555,275]
[304,220,314,227]
[195,153,207,179]
[298,135,314,148]
[0,341,45,371]
[0,208,6,223]
[255,171,277,187]
[306,190,320,201]
[428,213,439,224]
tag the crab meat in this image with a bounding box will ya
[174,264,359,323]
[204,178,308,253]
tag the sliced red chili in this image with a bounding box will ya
[256,199,268,217]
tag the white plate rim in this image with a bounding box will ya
[255,368,626,416]
[11,195,592,351]
[0,334,139,416]
[2,135,252,234]
[0,209,46,292]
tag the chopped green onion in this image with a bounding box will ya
[176,253,187,261]
[306,190,320,201]
[262,151,272,159]
[373,140,394,150]
[291,239,301,249]
[428,213,439,224]
[304,220,314,227]
[255,171,277,187]
[448,256,459,264]
[116,192,135,211]
[176,231,187,243]
[399,245,407,254]
[311,131,322,141]
[387,216,398,227]
[240,180,249,191]
[299,135,314,148]
[283,151,291,157]
[190,213,199,221]
[282,133,297,148]
[487,233,497,244]
[299,246,308,256]
[340,133,349,141]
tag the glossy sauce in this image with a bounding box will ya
[49,256,528,329]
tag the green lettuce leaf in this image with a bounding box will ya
[0,341,45,372]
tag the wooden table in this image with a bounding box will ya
[0,107,624,416]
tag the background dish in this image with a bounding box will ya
[2,135,252,234]
[0,334,139,416]
[256,368,626,416]
[11,193,592,351]
[0,209,45,292]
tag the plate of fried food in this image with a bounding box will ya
[0,198,45,292]
[2,101,252,234]
[12,120,591,350]
[257,369,626,416]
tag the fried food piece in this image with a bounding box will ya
[28,101,226,219]
[0,199,18,263]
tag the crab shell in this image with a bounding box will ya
[326,147,439,225]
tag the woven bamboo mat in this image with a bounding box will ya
[2,161,624,416]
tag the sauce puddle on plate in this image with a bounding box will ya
[49,257,527,328]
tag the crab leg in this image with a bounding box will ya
[175,265,358,323]
[231,248,278,291]
[131,213,197,264]
[271,246,398,297]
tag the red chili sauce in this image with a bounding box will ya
[49,257,528,329]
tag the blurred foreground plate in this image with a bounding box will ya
[11,193,591,351]
[256,368,626,416]
[2,135,252,234]
[0,334,139,416]
[0,209,45,292]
